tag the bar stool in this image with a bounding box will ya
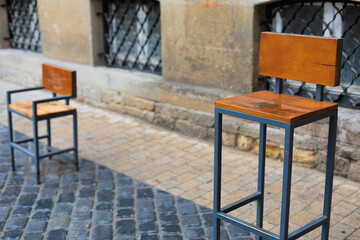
[213,32,342,240]
[7,63,79,184]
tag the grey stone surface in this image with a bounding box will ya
[0,124,253,239]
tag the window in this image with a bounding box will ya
[5,0,41,52]
[265,1,360,108]
[102,0,161,74]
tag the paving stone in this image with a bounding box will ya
[34,199,53,210]
[137,209,156,223]
[139,222,158,234]
[73,211,92,221]
[94,211,112,224]
[136,200,154,211]
[31,211,51,221]
[42,183,59,190]
[6,217,28,230]
[116,220,136,236]
[116,209,135,218]
[117,198,134,209]
[2,230,23,239]
[12,207,32,217]
[7,173,24,185]
[22,187,39,194]
[57,192,75,203]
[183,227,205,238]
[18,194,37,206]
[96,203,113,211]
[97,190,114,202]
[98,181,114,190]
[162,235,183,240]
[159,214,179,224]
[117,178,133,186]
[25,221,47,234]
[75,199,93,211]
[117,186,134,198]
[0,207,11,221]
[40,189,58,198]
[61,173,77,185]
[48,217,70,230]
[158,205,176,215]
[46,229,67,240]
[137,188,154,199]
[79,187,95,199]
[178,203,197,215]
[0,197,16,206]
[160,224,182,234]
[24,233,43,240]
[2,186,22,198]
[53,204,72,217]
[69,221,90,238]
[61,184,77,192]
[181,214,201,227]
[156,196,174,206]
[227,224,251,237]
[92,224,113,240]
[139,235,159,240]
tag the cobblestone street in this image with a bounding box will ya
[0,80,359,239]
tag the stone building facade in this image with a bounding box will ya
[0,0,359,182]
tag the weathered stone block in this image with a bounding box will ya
[122,96,155,111]
[315,151,350,177]
[208,129,236,147]
[254,141,280,159]
[348,161,360,182]
[154,114,175,130]
[222,117,240,134]
[280,149,316,165]
[175,120,208,139]
[237,135,255,151]
[102,90,121,104]
[186,110,214,128]
[155,103,188,120]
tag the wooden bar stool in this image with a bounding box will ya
[213,32,342,240]
[7,63,78,184]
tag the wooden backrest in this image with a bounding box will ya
[259,32,342,87]
[42,63,76,97]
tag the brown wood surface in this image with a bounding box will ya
[215,90,338,123]
[42,63,75,96]
[259,32,342,87]
[9,101,76,118]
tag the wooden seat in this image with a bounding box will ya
[9,100,76,119]
[7,63,78,184]
[215,90,338,123]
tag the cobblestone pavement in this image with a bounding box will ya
[0,124,253,240]
[0,80,359,239]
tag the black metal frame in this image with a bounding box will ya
[4,0,41,52]
[7,83,79,184]
[264,0,360,108]
[101,0,162,74]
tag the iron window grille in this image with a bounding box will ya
[101,0,162,74]
[264,0,360,108]
[5,0,41,52]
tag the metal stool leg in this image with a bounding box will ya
[256,123,267,240]
[213,110,222,240]
[279,126,294,240]
[321,113,337,240]
[73,111,79,171]
[8,110,15,171]
[46,119,52,159]
[33,118,40,184]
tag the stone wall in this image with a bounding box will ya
[0,49,359,182]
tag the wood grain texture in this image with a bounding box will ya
[9,101,76,119]
[215,91,338,123]
[42,63,76,96]
[259,32,342,87]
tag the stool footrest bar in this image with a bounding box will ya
[288,216,328,240]
[217,212,279,240]
[15,135,48,144]
[39,147,76,159]
[10,142,34,158]
[221,192,262,213]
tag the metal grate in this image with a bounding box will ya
[5,0,41,52]
[102,0,162,74]
[264,0,360,108]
